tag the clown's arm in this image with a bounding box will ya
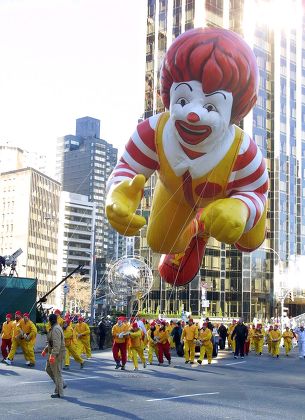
[202,134,268,247]
[228,135,268,250]
[106,115,160,236]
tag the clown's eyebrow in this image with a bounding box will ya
[205,91,226,100]
[175,82,193,91]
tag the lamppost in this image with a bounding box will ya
[63,243,69,315]
[89,208,97,325]
[263,246,292,331]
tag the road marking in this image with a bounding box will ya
[146,392,219,402]
[18,375,100,384]
[224,361,246,366]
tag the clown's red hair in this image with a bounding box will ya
[161,28,258,124]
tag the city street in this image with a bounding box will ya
[0,346,304,420]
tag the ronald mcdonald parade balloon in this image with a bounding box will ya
[106,28,268,287]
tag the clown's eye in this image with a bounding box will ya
[203,103,217,112]
[176,97,189,107]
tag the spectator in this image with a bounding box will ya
[98,318,107,350]
[171,321,183,356]
[232,318,248,359]
[205,317,214,331]
[218,323,227,350]
[295,324,305,359]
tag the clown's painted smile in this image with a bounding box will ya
[175,120,212,145]
[169,81,233,152]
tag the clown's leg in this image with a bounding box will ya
[147,180,208,286]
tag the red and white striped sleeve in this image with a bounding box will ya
[106,114,161,192]
[226,132,269,232]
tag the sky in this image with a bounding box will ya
[0,0,147,171]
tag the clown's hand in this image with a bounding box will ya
[201,198,248,244]
[106,174,146,236]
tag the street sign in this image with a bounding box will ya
[201,300,210,308]
[63,284,70,294]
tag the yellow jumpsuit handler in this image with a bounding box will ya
[228,321,237,353]
[197,323,213,365]
[5,311,36,366]
[63,318,84,369]
[74,317,91,358]
[21,313,37,366]
[253,324,265,355]
[147,322,159,364]
[266,326,273,354]
[269,325,281,358]
[129,322,146,371]
[181,319,198,364]
[167,321,175,349]
[282,327,294,356]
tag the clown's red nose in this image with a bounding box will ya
[187,112,200,123]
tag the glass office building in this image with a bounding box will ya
[138,0,305,321]
[56,117,118,262]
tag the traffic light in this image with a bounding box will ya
[288,291,294,302]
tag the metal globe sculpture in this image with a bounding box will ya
[108,256,153,303]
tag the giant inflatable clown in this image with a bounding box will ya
[106,28,268,287]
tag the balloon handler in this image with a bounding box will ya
[106,27,268,286]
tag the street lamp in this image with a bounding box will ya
[263,246,292,331]
[89,208,97,325]
[63,243,70,315]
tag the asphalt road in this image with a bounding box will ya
[1,345,305,420]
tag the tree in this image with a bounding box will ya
[66,274,91,314]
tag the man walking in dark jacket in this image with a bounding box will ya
[231,318,248,359]
[205,317,214,332]
[218,323,227,350]
[98,318,107,350]
[171,322,183,356]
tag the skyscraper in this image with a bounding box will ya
[56,191,95,309]
[56,116,118,262]
[139,0,305,320]
[0,168,60,304]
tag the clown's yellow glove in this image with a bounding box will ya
[105,174,146,236]
[200,198,249,244]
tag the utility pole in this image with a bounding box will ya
[90,207,97,325]
[63,243,69,315]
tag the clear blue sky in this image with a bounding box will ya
[0,0,147,166]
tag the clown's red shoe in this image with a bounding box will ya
[158,236,208,286]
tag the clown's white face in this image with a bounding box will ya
[169,81,233,149]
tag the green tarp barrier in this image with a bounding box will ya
[0,276,37,323]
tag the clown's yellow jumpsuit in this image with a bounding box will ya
[74,322,91,358]
[253,329,265,354]
[182,324,198,363]
[64,324,84,367]
[145,113,267,257]
[282,330,294,355]
[147,329,159,364]
[129,329,146,369]
[198,328,213,364]
[269,329,281,357]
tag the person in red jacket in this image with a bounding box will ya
[155,321,171,366]
[111,316,129,370]
[1,313,13,361]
